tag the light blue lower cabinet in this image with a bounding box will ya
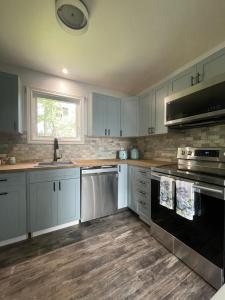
[127,166,151,224]
[30,181,58,232]
[58,178,80,225]
[118,164,128,209]
[0,184,26,243]
[28,169,81,234]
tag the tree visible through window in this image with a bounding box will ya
[28,88,83,144]
[37,98,77,138]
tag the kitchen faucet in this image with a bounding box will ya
[53,138,62,161]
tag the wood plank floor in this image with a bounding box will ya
[0,210,216,300]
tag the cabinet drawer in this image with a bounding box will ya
[0,172,26,189]
[28,168,80,183]
[135,167,151,180]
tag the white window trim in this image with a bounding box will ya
[27,87,85,144]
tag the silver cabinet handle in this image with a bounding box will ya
[59,181,61,191]
[193,185,223,194]
[108,129,110,136]
[120,130,122,137]
[53,182,56,192]
[105,129,107,136]
[138,190,146,196]
[0,179,7,182]
[191,76,194,86]
[139,180,146,185]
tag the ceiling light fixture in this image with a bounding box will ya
[56,0,89,35]
[62,68,68,74]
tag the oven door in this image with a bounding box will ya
[151,171,225,269]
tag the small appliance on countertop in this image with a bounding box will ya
[118,148,128,160]
[130,146,139,160]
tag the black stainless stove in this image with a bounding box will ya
[151,147,225,290]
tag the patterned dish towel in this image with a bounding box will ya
[160,176,175,210]
[176,180,195,220]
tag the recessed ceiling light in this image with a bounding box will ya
[62,68,68,74]
[56,0,89,35]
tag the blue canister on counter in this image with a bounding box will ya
[130,147,139,160]
[118,148,128,160]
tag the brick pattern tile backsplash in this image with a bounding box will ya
[0,133,135,162]
[1,124,225,162]
[137,124,225,162]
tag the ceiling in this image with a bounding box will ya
[1,0,225,94]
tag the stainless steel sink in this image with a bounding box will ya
[35,161,75,167]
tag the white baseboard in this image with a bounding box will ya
[32,220,79,237]
[0,234,28,247]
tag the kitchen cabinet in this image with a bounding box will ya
[128,166,138,213]
[121,97,139,137]
[0,71,22,134]
[88,92,121,137]
[118,164,128,209]
[58,178,80,224]
[30,181,58,232]
[28,168,80,234]
[0,172,27,245]
[197,48,225,83]
[169,65,197,94]
[127,166,151,224]
[139,90,156,136]
[155,82,169,134]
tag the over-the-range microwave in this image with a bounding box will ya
[164,73,225,128]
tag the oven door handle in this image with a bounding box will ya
[193,184,223,195]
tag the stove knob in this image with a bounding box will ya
[181,150,186,155]
[188,151,192,155]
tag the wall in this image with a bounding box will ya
[0,64,135,162]
[137,124,225,162]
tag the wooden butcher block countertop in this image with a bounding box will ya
[0,159,171,173]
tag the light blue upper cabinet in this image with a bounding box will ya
[155,82,169,134]
[0,71,22,134]
[121,97,139,137]
[89,92,121,137]
[118,164,128,209]
[106,95,121,137]
[197,48,225,83]
[91,93,106,136]
[139,90,156,136]
[58,178,80,224]
[169,65,197,94]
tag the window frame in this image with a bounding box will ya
[27,87,84,144]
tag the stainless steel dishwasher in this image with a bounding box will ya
[81,166,118,222]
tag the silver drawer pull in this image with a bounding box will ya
[138,190,146,196]
[193,185,223,194]
[0,192,8,196]
[139,200,146,206]
[0,179,7,182]
[139,180,146,185]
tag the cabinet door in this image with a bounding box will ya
[170,65,197,94]
[118,164,128,209]
[58,178,80,224]
[30,181,58,232]
[139,93,150,136]
[155,83,169,134]
[0,72,19,133]
[121,97,139,137]
[92,93,107,136]
[0,185,26,242]
[127,166,138,213]
[197,48,225,82]
[106,96,121,137]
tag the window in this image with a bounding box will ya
[27,88,84,144]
